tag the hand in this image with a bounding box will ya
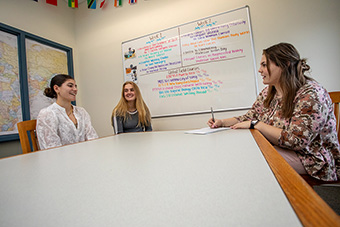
[207,118,223,128]
[230,121,251,129]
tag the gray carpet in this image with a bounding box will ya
[313,184,340,215]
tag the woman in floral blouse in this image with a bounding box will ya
[208,43,340,181]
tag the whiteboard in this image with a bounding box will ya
[122,6,258,117]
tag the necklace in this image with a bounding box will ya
[67,108,73,116]
[67,109,77,128]
[127,109,137,114]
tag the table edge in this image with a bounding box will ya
[251,129,340,227]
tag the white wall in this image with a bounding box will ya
[73,0,340,136]
[0,0,339,156]
[0,0,76,48]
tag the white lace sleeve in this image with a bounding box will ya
[36,108,63,150]
[83,109,98,140]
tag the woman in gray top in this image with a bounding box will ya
[112,81,152,134]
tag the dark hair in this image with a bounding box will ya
[263,43,311,118]
[44,74,74,99]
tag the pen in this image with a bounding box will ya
[211,107,215,123]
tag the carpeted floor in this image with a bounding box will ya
[313,184,340,215]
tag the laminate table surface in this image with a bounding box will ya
[0,130,302,226]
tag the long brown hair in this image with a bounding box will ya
[263,43,311,118]
[112,81,151,127]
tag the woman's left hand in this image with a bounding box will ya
[230,121,251,129]
[232,120,282,146]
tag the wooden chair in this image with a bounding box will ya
[329,91,340,143]
[17,119,39,154]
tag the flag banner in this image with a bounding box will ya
[129,0,137,4]
[68,0,78,8]
[114,0,122,7]
[46,0,57,6]
[100,0,106,8]
[88,0,96,9]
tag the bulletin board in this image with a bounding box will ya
[121,6,258,117]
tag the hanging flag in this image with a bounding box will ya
[114,0,122,7]
[88,0,96,9]
[68,0,78,8]
[100,0,106,8]
[46,0,57,6]
[129,0,137,4]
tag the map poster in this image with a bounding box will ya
[26,39,68,119]
[0,30,22,136]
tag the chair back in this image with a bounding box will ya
[329,91,340,143]
[17,119,39,154]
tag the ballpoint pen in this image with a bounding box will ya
[211,107,215,123]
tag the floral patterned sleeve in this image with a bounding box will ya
[278,86,331,153]
[235,87,268,122]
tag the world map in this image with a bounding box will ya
[0,31,68,137]
[26,39,68,119]
[0,31,21,135]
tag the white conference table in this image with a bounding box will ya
[0,130,338,226]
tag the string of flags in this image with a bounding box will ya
[34,0,137,9]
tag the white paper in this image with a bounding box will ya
[185,127,230,135]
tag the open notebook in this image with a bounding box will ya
[185,127,230,135]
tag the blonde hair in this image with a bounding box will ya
[112,81,151,127]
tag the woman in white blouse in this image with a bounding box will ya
[36,74,98,149]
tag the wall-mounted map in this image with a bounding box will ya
[0,23,73,141]
[0,31,22,135]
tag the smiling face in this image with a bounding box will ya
[54,79,77,103]
[258,54,282,88]
[123,83,136,102]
